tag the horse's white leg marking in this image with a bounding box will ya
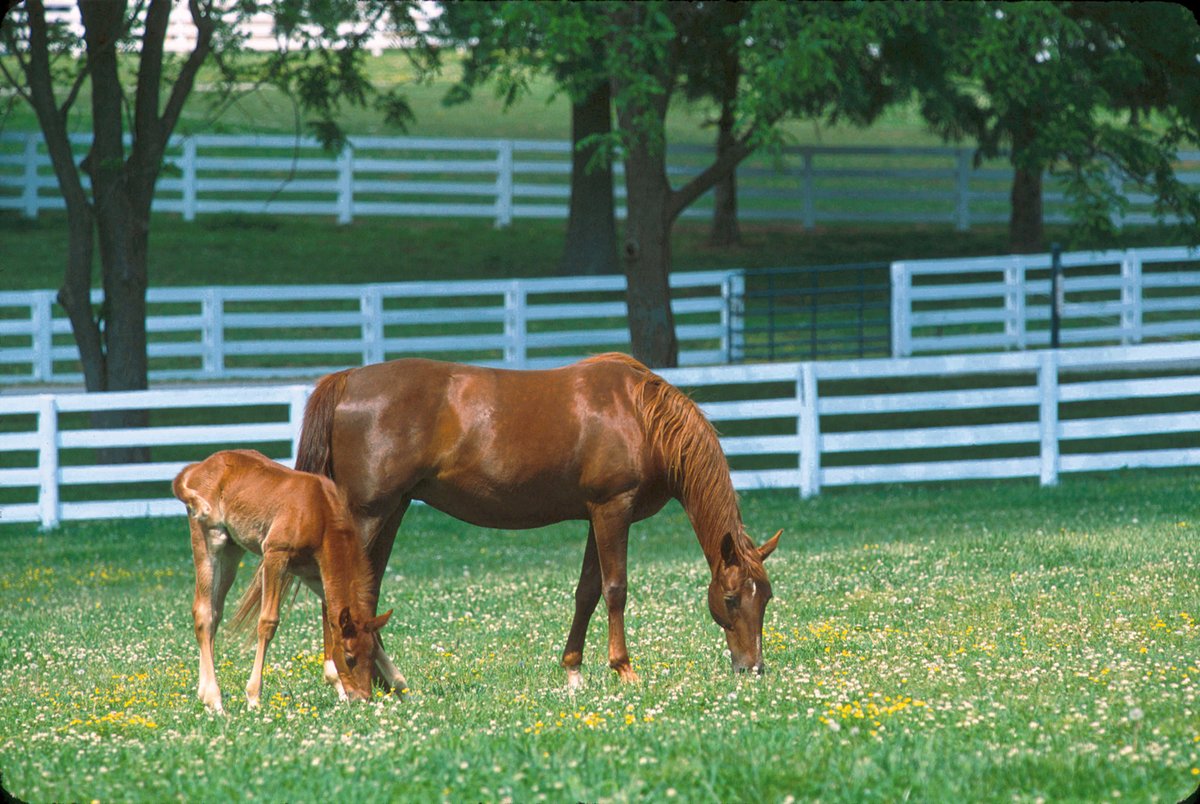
[373,636,408,693]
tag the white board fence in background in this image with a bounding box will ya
[891,246,1200,356]
[4,132,1196,231]
[0,270,742,385]
[4,341,1200,529]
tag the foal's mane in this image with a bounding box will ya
[581,353,754,564]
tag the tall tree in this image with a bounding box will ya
[914,2,1200,252]
[435,2,618,276]
[0,1,427,407]
[451,2,908,367]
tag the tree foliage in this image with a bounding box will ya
[914,2,1200,250]
[0,0,429,407]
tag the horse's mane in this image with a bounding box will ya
[581,353,753,563]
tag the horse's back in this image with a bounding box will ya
[329,357,667,527]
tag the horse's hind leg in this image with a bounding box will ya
[589,500,639,684]
[189,519,243,714]
[245,551,288,710]
[561,525,602,691]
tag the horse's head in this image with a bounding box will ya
[708,529,781,674]
[333,606,393,702]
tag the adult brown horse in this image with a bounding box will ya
[292,352,780,691]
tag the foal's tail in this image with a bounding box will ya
[227,368,353,646]
[295,368,353,478]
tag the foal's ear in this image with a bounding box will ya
[759,529,782,560]
[366,609,393,634]
[339,606,356,638]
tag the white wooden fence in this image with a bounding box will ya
[5,132,1196,230]
[0,271,742,385]
[4,341,1200,529]
[891,246,1200,356]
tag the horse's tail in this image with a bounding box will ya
[295,368,353,478]
[227,369,352,647]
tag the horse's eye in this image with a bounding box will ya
[724,594,740,610]
[345,655,357,669]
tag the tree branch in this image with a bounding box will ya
[159,0,216,136]
[667,129,756,222]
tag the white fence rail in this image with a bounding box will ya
[0,271,742,385]
[5,341,1200,529]
[4,132,1196,230]
[891,246,1200,357]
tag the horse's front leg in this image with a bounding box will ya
[353,507,409,694]
[188,519,243,714]
[561,525,602,691]
[590,501,639,684]
[245,552,288,709]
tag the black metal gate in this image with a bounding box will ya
[731,263,891,362]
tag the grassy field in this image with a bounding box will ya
[1,472,1199,802]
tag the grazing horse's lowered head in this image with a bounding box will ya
[708,529,781,674]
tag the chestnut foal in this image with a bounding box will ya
[173,449,391,713]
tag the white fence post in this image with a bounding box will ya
[1004,257,1027,350]
[361,287,384,366]
[504,282,527,367]
[495,140,514,229]
[36,395,60,529]
[798,362,820,498]
[955,149,972,232]
[31,292,54,383]
[1121,251,1143,345]
[337,143,354,225]
[289,385,310,465]
[1038,350,1059,488]
[890,262,911,357]
[722,272,746,364]
[201,288,225,377]
[181,136,197,222]
[23,133,40,219]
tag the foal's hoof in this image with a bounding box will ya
[614,664,639,684]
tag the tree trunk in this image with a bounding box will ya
[1008,123,1045,254]
[1009,167,1044,254]
[80,0,150,461]
[560,82,618,276]
[618,106,679,368]
[709,99,740,247]
[709,40,741,247]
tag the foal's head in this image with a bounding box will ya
[332,606,392,702]
[707,529,781,674]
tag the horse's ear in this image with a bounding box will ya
[759,529,782,560]
[339,606,356,639]
[720,533,740,567]
[366,609,393,634]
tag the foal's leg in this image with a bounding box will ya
[561,525,602,691]
[589,500,639,683]
[320,602,348,700]
[189,519,243,713]
[245,551,288,709]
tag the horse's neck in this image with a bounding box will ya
[678,480,743,569]
[316,531,372,614]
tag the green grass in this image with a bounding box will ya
[2,473,1200,801]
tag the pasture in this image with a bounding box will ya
[1,473,1199,801]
